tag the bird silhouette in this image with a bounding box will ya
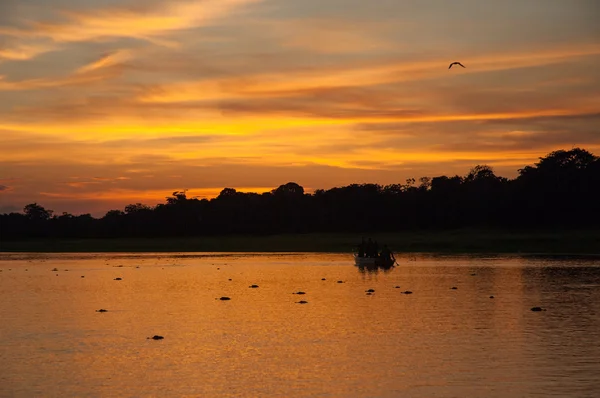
[448,61,465,69]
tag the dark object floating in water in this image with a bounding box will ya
[394,286,400,289]
[148,335,164,340]
[249,285,259,288]
[451,287,458,290]
[96,309,108,312]
[531,307,546,312]
[402,291,413,294]
[114,277,122,281]
[471,273,477,276]
[337,281,344,284]
[294,291,306,295]
[321,278,326,281]
[81,276,85,278]
[366,289,375,293]
[219,296,231,301]
[115,265,124,268]
[64,269,69,271]
[217,268,220,270]
[228,279,232,281]
[52,268,58,271]
[296,300,308,304]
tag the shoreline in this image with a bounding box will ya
[2,230,600,254]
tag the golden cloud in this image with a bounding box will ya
[9,0,262,44]
[138,44,600,104]
[0,42,56,61]
[76,50,132,74]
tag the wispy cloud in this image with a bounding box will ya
[138,44,600,104]
[0,41,56,61]
[3,0,262,44]
[0,59,127,91]
[75,50,132,74]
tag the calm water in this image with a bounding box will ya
[1,252,600,397]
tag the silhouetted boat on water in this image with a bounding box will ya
[354,254,396,268]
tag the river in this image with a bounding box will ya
[1,253,599,397]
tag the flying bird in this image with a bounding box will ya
[448,61,465,69]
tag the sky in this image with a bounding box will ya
[0,0,599,216]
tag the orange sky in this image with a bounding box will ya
[1,0,599,216]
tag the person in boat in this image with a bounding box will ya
[380,244,395,264]
[357,237,366,257]
[365,238,374,257]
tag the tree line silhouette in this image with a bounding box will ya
[2,148,600,241]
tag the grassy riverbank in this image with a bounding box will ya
[2,229,600,254]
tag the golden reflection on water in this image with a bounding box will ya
[1,253,600,397]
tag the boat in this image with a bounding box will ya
[354,254,395,268]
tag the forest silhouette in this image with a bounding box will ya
[2,148,600,241]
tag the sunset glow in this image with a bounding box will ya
[1,0,599,215]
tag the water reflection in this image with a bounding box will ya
[354,262,396,274]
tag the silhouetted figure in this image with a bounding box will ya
[373,241,379,258]
[380,244,393,263]
[366,238,375,258]
[358,237,366,257]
